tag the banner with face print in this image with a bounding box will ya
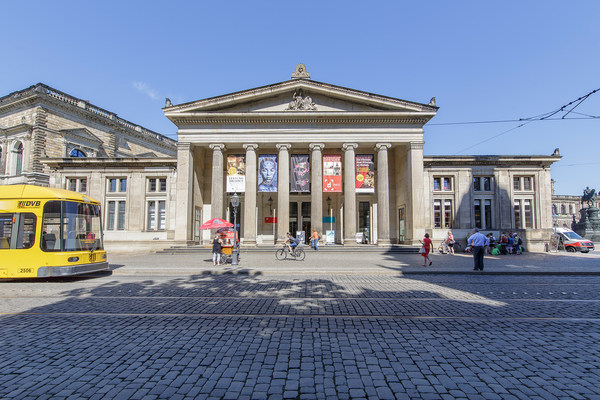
[323,154,342,192]
[291,154,310,192]
[258,154,278,192]
[355,154,375,193]
[226,155,246,193]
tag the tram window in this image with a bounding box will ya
[41,201,104,252]
[42,201,62,252]
[19,214,36,249]
[0,213,13,249]
[0,213,36,249]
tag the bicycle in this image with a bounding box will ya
[275,243,305,261]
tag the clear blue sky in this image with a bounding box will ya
[2,1,599,195]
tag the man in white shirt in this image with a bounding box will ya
[468,228,489,271]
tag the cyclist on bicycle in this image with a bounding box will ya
[285,232,300,254]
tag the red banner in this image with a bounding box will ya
[323,154,342,192]
[264,217,277,223]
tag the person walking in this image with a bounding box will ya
[212,234,223,266]
[467,228,489,271]
[420,233,433,266]
[446,230,455,255]
[311,229,321,251]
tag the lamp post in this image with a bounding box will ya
[267,196,274,243]
[231,193,240,265]
[326,196,332,231]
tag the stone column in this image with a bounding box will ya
[276,144,291,243]
[243,144,258,246]
[407,142,425,245]
[343,143,358,245]
[209,144,225,220]
[376,143,392,246]
[175,142,194,242]
[0,140,7,175]
[310,143,325,232]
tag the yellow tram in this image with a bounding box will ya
[0,185,109,278]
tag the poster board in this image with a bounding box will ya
[326,230,335,245]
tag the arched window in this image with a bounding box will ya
[69,148,87,158]
[552,204,557,215]
[560,205,566,215]
[13,142,23,175]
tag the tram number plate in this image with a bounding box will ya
[18,268,33,274]
[88,253,96,262]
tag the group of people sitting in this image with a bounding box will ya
[485,232,523,255]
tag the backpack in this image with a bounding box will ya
[517,238,522,245]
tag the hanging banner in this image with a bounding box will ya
[258,154,278,192]
[291,154,310,192]
[355,154,375,193]
[226,155,246,193]
[323,154,342,192]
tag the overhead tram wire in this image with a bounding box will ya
[437,87,600,155]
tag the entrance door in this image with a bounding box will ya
[301,201,311,244]
[289,202,298,239]
[358,201,370,244]
[398,207,405,243]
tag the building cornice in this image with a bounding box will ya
[42,157,177,169]
[168,112,435,126]
[423,155,561,168]
[0,84,177,151]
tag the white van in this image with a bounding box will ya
[553,228,595,253]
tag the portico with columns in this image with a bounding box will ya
[164,65,438,246]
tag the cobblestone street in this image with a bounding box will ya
[1,260,600,399]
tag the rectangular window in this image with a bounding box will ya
[147,200,167,231]
[108,178,127,193]
[444,200,452,228]
[474,176,493,192]
[118,201,126,230]
[148,178,167,192]
[147,201,156,230]
[433,199,442,228]
[483,177,491,191]
[524,199,533,228]
[433,176,452,191]
[484,199,492,229]
[474,199,482,229]
[523,177,532,191]
[513,177,521,191]
[67,178,87,193]
[514,200,522,228]
[107,200,126,231]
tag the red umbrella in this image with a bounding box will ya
[199,218,233,230]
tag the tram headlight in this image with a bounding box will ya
[68,257,79,262]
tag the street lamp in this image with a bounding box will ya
[326,196,332,233]
[231,193,240,265]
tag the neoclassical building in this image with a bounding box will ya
[165,65,560,250]
[1,66,562,251]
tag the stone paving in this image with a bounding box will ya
[1,254,600,399]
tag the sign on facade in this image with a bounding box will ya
[226,155,246,193]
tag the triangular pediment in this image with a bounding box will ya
[164,79,437,115]
[59,128,103,145]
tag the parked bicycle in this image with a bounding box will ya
[275,243,305,261]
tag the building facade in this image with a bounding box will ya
[1,67,562,252]
[164,65,560,251]
[0,84,178,251]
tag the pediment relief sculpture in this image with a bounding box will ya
[286,90,317,111]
